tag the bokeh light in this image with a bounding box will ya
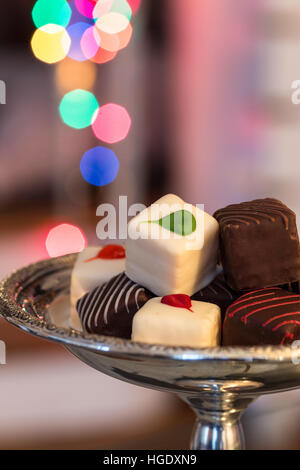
[67,22,93,61]
[89,45,117,64]
[46,223,86,257]
[93,0,114,19]
[31,24,71,64]
[127,0,141,15]
[96,12,129,34]
[117,22,133,50]
[59,89,99,129]
[95,29,120,52]
[68,0,95,26]
[55,58,97,94]
[32,0,72,29]
[110,0,132,21]
[94,21,132,52]
[75,0,97,19]
[80,25,101,60]
[92,103,132,143]
[80,146,120,186]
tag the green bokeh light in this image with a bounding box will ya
[59,89,99,129]
[110,0,132,21]
[32,0,72,29]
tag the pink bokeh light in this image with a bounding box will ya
[75,0,97,19]
[80,25,101,60]
[46,224,86,258]
[127,0,142,15]
[92,103,132,143]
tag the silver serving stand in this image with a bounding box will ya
[1,254,300,450]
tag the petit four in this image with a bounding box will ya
[70,245,125,329]
[214,198,300,291]
[192,273,240,319]
[223,288,300,346]
[77,273,153,338]
[132,295,221,347]
[126,194,219,296]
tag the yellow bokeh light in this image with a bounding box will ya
[31,24,71,64]
[55,58,97,94]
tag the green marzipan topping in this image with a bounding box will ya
[147,210,197,236]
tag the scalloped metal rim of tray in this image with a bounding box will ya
[0,254,299,363]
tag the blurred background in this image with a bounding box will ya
[1,0,300,450]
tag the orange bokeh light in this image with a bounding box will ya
[89,46,117,64]
[55,58,97,94]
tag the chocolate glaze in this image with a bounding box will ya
[214,198,300,291]
[76,273,154,339]
[279,280,300,294]
[192,273,240,319]
[223,287,300,346]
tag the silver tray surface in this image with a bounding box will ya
[2,255,300,449]
[1,253,300,364]
[0,254,299,363]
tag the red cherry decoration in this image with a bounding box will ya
[161,294,193,312]
[85,245,126,262]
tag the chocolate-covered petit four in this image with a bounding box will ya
[214,198,300,291]
[223,288,300,346]
[192,273,240,318]
[77,273,154,338]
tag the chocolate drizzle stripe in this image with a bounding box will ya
[228,292,279,317]
[75,273,154,338]
[112,277,131,314]
[77,295,85,314]
[220,215,261,226]
[114,279,134,314]
[89,281,114,328]
[241,299,300,324]
[101,274,127,326]
[273,320,300,332]
[217,211,275,223]
[281,332,294,345]
[88,284,116,328]
[85,285,107,330]
[237,288,281,301]
[79,284,101,323]
[81,285,104,328]
[263,311,300,327]
[96,273,124,326]
[213,280,234,298]
[110,275,130,314]
[223,282,300,346]
[125,284,139,314]
[135,288,144,309]
[207,285,218,295]
[214,199,292,230]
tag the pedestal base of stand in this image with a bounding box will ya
[180,393,255,450]
[190,419,245,450]
[4,256,300,452]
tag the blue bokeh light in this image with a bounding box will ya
[67,22,93,61]
[80,147,120,187]
[68,0,95,26]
